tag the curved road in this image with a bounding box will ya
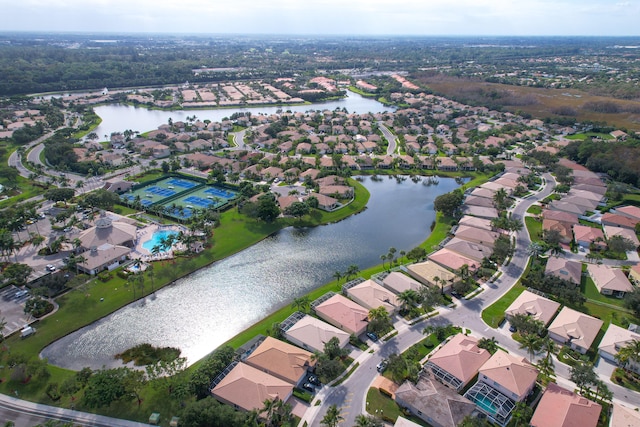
[377,122,398,155]
[304,173,640,426]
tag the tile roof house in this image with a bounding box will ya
[211,362,293,412]
[461,205,499,220]
[544,257,582,285]
[406,260,457,292]
[314,294,370,336]
[504,290,561,326]
[529,382,601,427]
[630,263,640,285]
[476,350,538,402]
[613,205,640,221]
[543,219,573,244]
[454,225,500,248]
[425,333,491,390]
[603,225,640,248]
[393,416,423,427]
[382,272,423,295]
[573,225,605,249]
[601,212,639,230]
[457,215,494,231]
[346,279,400,314]
[428,248,480,273]
[548,307,604,354]
[610,403,640,427]
[587,264,633,297]
[542,209,579,225]
[244,336,315,386]
[443,237,493,262]
[394,372,477,427]
[598,323,640,372]
[283,314,350,353]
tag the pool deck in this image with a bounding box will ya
[131,224,184,261]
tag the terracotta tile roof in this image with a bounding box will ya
[382,272,423,294]
[505,290,560,326]
[428,334,491,385]
[347,279,399,313]
[573,225,604,244]
[548,307,603,351]
[479,350,538,398]
[587,264,633,293]
[458,215,494,231]
[443,237,493,262]
[211,362,293,412]
[244,336,315,385]
[598,323,640,359]
[530,382,601,427]
[610,403,640,427]
[314,294,369,335]
[284,315,350,353]
[545,257,582,284]
[428,248,480,272]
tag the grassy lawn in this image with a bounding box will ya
[581,277,627,308]
[421,213,453,253]
[365,388,428,426]
[525,216,543,243]
[125,169,164,183]
[526,205,542,215]
[611,368,640,393]
[565,132,614,141]
[481,283,526,328]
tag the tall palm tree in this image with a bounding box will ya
[615,339,640,373]
[332,271,342,284]
[519,334,542,362]
[344,264,360,281]
[291,296,310,313]
[397,289,420,312]
[321,404,343,427]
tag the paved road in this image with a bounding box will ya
[377,122,398,155]
[305,172,640,427]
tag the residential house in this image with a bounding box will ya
[630,264,640,285]
[612,205,640,222]
[454,225,500,248]
[406,260,457,292]
[504,290,561,326]
[461,205,499,220]
[573,225,605,249]
[424,333,491,390]
[610,403,640,427]
[458,215,494,231]
[152,144,171,158]
[475,350,538,402]
[393,417,423,427]
[544,257,582,285]
[548,307,604,354]
[601,212,639,230]
[530,382,601,427]
[603,225,640,248]
[542,219,573,244]
[313,193,339,211]
[244,336,315,386]
[394,372,477,427]
[587,264,633,297]
[211,362,293,412]
[464,195,495,209]
[283,314,350,353]
[381,272,423,295]
[313,293,370,336]
[598,323,640,373]
[443,237,493,262]
[428,248,480,273]
[346,279,400,314]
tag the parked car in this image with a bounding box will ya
[509,324,517,333]
[376,360,388,373]
[45,264,56,272]
[366,332,378,341]
[307,374,321,386]
[301,382,314,392]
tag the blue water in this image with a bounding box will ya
[475,396,498,416]
[142,230,178,252]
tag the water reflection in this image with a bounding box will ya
[41,176,461,370]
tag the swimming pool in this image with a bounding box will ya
[142,230,178,252]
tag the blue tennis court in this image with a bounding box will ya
[145,186,176,197]
[204,187,235,198]
[167,178,198,189]
[165,206,193,220]
[183,196,215,208]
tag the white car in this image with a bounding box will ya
[45,264,56,272]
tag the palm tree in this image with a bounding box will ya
[344,264,360,281]
[380,254,387,270]
[397,289,420,312]
[510,401,533,427]
[321,404,343,427]
[332,271,342,284]
[615,339,640,373]
[433,275,443,295]
[527,242,543,261]
[368,306,389,322]
[354,414,383,427]
[519,334,542,362]
[291,296,310,313]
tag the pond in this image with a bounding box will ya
[91,89,394,138]
[41,175,462,370]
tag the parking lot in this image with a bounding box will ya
[0,285,32,338]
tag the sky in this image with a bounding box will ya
[3,0,640,36]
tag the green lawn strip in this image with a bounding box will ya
[611,368,640,392]
[365,388,427,426]
[526,205,542,215]
[481,283,526,328]
[125,169,165,183]
[525,216,543,243]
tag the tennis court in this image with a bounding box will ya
[166,178,198,189]
[120,176,203,208]
[159,185,238,220]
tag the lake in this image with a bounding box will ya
[41,176,461,370]
[91,89,394,138]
